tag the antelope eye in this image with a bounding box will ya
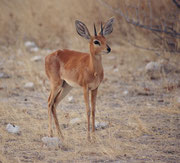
[94,40,100,45]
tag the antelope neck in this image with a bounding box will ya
[89,44,102,73]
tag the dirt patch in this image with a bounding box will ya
[0,0,180,162]
[0,44,180,162]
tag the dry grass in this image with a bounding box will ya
[0,44,180,162]
[0,0,180,162]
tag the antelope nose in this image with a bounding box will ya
[107,45,111,53]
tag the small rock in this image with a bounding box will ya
[42,137,61,148]
[123,90,129,95]
[24,82,34,89]
[30,47,39,52]
[6,123,20,134]
[145,61,160,72]
[24,41,39,52]
[0,73,10,79]
[31,56,42,62]
[24,41,36,48]
[70,118,81,124]
[68,96,74,103]
[95,121,108,129]
[145,61,161,79]
[113,68,119,72]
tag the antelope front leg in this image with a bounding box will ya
[83,86,90,139]
[48,106,53,137]
[48,92,53,137]
[91,87,98,132]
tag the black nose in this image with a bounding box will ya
[107,45,111,53]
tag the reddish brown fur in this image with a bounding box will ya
[45,19,113,140]
[45,47,104,88]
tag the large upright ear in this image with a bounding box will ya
[103,17,114,36]
[75,20,91,40]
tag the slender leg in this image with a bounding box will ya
[48,92,53,137]
[52,104,64,139]
[83,86,90,139]
[91,87,98,132]
[52,82,72,139]
[47,80,63,138]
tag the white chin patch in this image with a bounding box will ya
[100,50,108,54]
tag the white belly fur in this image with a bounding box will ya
[64,78,100,90]
[64,79,80,88]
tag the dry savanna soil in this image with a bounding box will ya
[0,44,180,163]
[0,0,180,162]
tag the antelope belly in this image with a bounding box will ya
[64,79,80,88]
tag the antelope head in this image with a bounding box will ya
[75,17,114,55]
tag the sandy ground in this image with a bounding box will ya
[0,43,180,162]
[0,0,180,162]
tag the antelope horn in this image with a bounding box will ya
[100,22,103,36]
[94,23,97,36]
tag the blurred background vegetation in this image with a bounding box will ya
[0,0,179,53]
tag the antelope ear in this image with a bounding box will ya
[75,20,91,40]
[103,17,114,36]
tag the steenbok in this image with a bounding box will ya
[45,17,114,139]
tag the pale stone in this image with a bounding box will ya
[31,56,42,62]
[145,61,161,79]
[70,118,81,124]
[95,121,108,129]
[6,123,20,134]
[68,96,74,102]
[24,41,36,48]
[30,47,39,52]
[145,61,160,72]
[24,41,39,52]
[0,73,10,79]
[123,90,129,95]
[113,68,119,72]
[42,137,61,148]
[24,82,34,89]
